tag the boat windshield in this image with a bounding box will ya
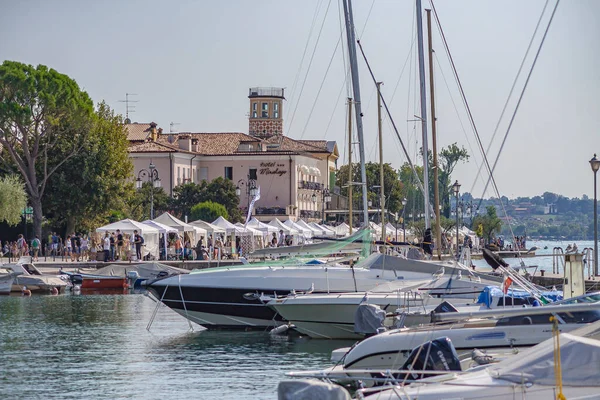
[496,310,600,326]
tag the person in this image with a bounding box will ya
[109,232,116,261]
[214,235,223,259]
[103,232,111,262]
[51,232,59,256]
[235,236,241,257]
[116,229,124,260]
[207,235,213,260]
[423,228,433,257]
[65,234,72,260]
[80,235,89,262]
[133,230,143,261]
[277,230,285,247]
[175,235,183,259]
[31,235,41,262]
[271,232,277,247]
[70,233,78,262]
[195,237,204,260]
[16,234,25,257]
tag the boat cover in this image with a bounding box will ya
[476,286,563,308]
[278,379,351,400]
[80,262,189,279]
[492,333,600,386]
[354,303,386,335]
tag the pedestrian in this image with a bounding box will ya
[16,234,25,257]
[116,229,124,260]
[207,235,213,259]
[65,234,72,260]
[277,230,285,247]
[109,232,116,261]
[133,230,143,261]
[103,232,111,262]
[70,234,78,262]
[80,234,89,261]
[31,235,41,262]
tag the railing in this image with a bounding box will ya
[255,207,287,216]
[248,87,285,98]
[298,181,324,191]
[299,210,322,219]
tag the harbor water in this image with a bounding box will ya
[0,240,595,399]
[0,292,350,399]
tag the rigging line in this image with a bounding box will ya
[285,0,324,122]
[287,0,333,136]
[478,0,560,259]
[432,52,481,187]
[356,39,432,215]
[337,0,350,98]
[470,0,551,196]
[298,34,342,140]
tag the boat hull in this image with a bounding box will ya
[80,277,127,289]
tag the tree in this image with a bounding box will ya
[43,102,133,234]
[169,178,242,222]
[190,201,229,222]
[129,183,170,221]
[0,61,94,238]
[471,206,502,244]
[437,143,469,218]
[170,182,204,218]
[0,175,27,226]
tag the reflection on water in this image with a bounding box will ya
[0,293,352,400]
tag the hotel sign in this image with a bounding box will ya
[259,162,287,176]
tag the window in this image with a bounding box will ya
[249,168,257,180]
[274,102,279,118]
[261,102,269,118]
[199,167,208,182]
[177,166,181,185]
[224,166,233,180]
[252,102,258,118]
[252,111,257,118]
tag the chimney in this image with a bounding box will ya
[191,139,199,152]
[178,134,192,151]
[149,122,158,142]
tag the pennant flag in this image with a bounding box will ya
[245,186,261,226]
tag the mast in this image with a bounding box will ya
[426,9,441,260]
[347,97,353,235]
[377,81,385,241]
[343,0,369,226]
[416,0,431,230]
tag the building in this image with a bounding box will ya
[127,87,339,222]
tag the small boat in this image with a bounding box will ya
[0,268,22,295]
[64,272,127,289]
[5,257,69,293]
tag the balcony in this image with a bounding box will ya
[299,210,322,220]
[255,207,287,216]
[298,181,324,191]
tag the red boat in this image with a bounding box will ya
[65,272,128,289]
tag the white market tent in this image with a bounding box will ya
[212,216,252,236]
[189,219,226,236]
[246,217,279,234]
[296,220,322,237]
[269,218,299,235]
[96,219,159,260]
[142,219,178,255]
[233,223,264,237]
[283,219,312,240]
[154,212,206,243]
[312,222,336,237]
[329,222,350,237]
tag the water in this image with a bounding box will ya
[0,293,351,399]
[471,239,596,274]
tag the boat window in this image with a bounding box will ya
[557,310,600,324]
[496,314,556,326]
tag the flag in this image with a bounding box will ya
[244,186,261,226]
[502,276,513,294]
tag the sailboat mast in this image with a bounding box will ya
[347,97,353,235]
[343,0,369,226]
[416,0,431,230]
[426,8,442,260]
[377,81,385,241]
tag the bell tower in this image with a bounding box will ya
[248,87,285,137]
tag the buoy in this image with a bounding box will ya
[22,286,32,296]
[51,287,59,295]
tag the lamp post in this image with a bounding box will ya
[452,180,461,259]
[590,154,600,276]
[322,189,331,224]
[401,198,407,242]
[236,177,258,210]
[136,161,161,219]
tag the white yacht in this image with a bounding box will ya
[5,258,69,293]
[0,267,22,294]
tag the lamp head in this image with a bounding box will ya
[235,186,241,196]
[149,161,155,170]
[402,198,407,206]
[311,193,317,203]
[590,153,600,173]
[452,180,461,196]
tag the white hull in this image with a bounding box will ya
[0,273,18,295]
[171,309,279,329]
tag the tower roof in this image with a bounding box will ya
[248,87,285,99]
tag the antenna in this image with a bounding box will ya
[169,122,181,133]
[118,93,139,123]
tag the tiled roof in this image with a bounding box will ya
[126,123,154,141]
[263,135,325,153]
[298,139,328,152]
[156,132,257,156]
[128,141,177,153]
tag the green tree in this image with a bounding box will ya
[472,205,502,244]
[437,143,469,218]
[169,182,204,218]
[169,178,241,222]
[204,177,242,222]
[190,201,229,223]
[43,102,133,234]
[129,182,170,221]
[0,175,27,226]
[0,61,94,238]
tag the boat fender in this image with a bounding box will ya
[22,286,31,296]
[270,324,291,336]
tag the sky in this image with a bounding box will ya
[2,0,599,200]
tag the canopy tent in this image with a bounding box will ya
[153,212,206,245]
[96,219,159,260]
[283,219,312,241]
[297,220,324,236]
[268,218,300,245]
[189,219,226,237]
[233,223,263,237]
[212,216,253,236]
[246,217,279,234]
[142,220,178,257]
[328,223,350,237]
[311,222,336,237]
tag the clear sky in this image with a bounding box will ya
[2,0,599,199]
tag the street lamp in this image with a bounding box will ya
[452,180,461,259]
[236,177,258,210]
[315,189,332,223]
[401,198,407,242]
[590,154,600,276]
[136,161,161,219]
